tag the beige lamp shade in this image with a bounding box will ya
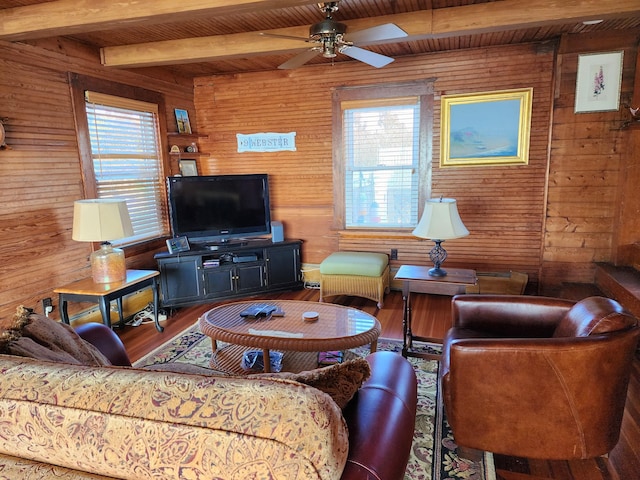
[412,198,469,240]
[72,199,134,242]
[72,199,134,283]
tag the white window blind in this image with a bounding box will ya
[342,97,420,228]
[85,91,168,244]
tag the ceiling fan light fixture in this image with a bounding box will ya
[322,42,337,58]
[273,1,400,70]
[309,18,347,38]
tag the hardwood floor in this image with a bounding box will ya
[116,287,640,480]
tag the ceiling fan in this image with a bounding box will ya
[262,1,408,70]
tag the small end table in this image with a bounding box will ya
[55,269,162,331]
[394,265,477,360]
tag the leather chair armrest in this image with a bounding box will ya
[341,351,417,480]
[452,294,575,337]
[74,323,132,367]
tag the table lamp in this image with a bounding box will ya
[72,199,134,284]
[412,197,469,277]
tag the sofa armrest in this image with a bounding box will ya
[74,323,131,366]
[452,294,575,337]
[341,351,417,480]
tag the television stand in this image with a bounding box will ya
[154,239,303,308]
[203,241,248,251]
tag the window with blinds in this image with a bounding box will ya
[84,91,168,244]
[342,97,420,228]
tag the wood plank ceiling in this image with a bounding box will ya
[0,0,639,78]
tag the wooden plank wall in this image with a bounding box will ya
[0,29,637,322]
[194,42,556,286]
[540,30,640,290]
[0,39,193,320]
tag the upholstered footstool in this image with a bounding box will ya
[320,252,390,308]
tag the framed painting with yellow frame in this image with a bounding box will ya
[440,88,533,167]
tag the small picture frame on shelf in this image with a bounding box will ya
[166,236,190,254]
[174,108,192,134]
[179,159,198,176]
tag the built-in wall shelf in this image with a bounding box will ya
[167,132,209,139]
[167,132,209,157]
[169,152,209,156]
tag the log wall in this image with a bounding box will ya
[194,42,556,285]
[195,31,639,292]
[0,40,194,320]
[541,30,640,289]
[0,29,638,321]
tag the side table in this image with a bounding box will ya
[55,269,162,332]
[394,265,477,360]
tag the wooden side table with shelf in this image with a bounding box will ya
[394,265,477,360]
[55,269,162,332]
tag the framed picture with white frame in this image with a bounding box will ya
[574,51,623,113]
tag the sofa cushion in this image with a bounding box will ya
[252,357,371,408]
[0,355,348,480]
[0,306,111,366]
[553,296,637,338]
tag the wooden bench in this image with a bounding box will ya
[319,252,390,308]
[595,263,640,319]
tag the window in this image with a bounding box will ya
[84,91,169,244]
[333,81,433,230]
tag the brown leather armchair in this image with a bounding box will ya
[441,295,640,460]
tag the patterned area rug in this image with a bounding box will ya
[135,324,496,480]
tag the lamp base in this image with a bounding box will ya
[428,240,448,277]
[428,267,448,277]
[90,242,126,284]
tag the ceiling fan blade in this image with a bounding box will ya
[259,32,310,42]
[340,45,394,68]
[346,23,408,44]
[278,48,321,69]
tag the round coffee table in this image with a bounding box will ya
[198,300,381,374]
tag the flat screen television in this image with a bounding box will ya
[167,174,271,246]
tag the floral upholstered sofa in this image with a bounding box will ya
[0,307,417,480]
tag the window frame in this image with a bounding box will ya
[69,73,171,246]
[332,79,434,231]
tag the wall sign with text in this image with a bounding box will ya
[236,132,296,152]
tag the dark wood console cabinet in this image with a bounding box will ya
[154,239,303,308]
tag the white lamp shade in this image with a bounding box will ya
[72,199,134,242]
[412,198,469,240]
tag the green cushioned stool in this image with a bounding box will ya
[320,252,390,308]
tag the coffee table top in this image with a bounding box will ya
[199,300,381,352]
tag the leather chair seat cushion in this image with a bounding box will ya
[553,296,637,338]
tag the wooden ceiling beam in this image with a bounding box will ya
[0,0,318,41]
[432,0,640,36]
[100,0,638,68]
[100,12,431,68]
